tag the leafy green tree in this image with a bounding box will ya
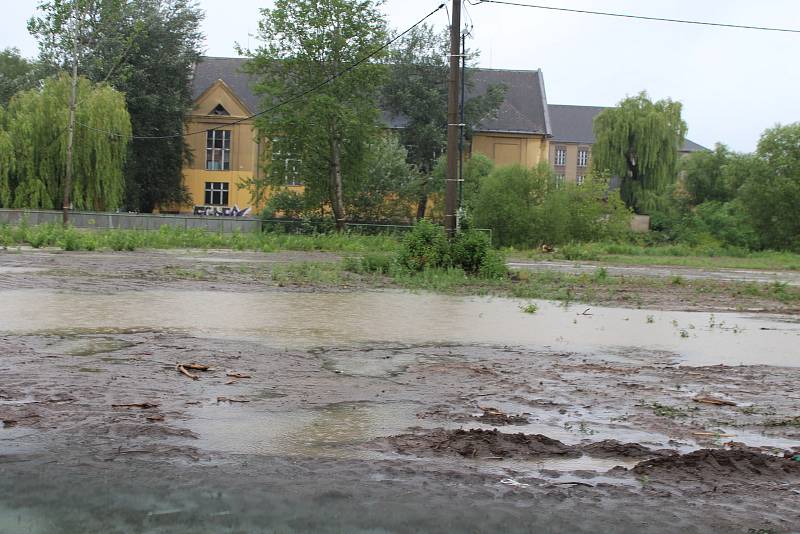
[740,123,800,251]
[29,0,204,212]
[680,143,735,204]
[472,163,553,247]
[0,75,130,210]
[383,24,504,219]
[592,92,687,213]
[0,48,44,106]
[350,134,418,221]
[244,0,388,231]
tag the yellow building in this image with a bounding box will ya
[180,58,554,215]
[180,58,705,216]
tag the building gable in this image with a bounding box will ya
[193,78,253,118]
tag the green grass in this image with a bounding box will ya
[513,241,800,271]
[0,223,401,254]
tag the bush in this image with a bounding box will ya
[472,165,632,248]
[397,219,450,271]
[450,230,491,274]
[397,221,507,279]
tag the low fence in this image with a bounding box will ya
[0,209,262,233]
[0,209,493,239]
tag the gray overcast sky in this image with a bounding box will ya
[3,0,799,152]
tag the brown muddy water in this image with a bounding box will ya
[0,288,798,367]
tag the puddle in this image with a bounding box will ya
[0,289,798,367]
[186,400,648,480]
[39,337,134,357]
[186,401,428,458]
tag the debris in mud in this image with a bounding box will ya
[216,396,250,403]
[183,363,211,371]
[500,477,530,488]
[176,364,200,380]
[145,414,165,422]
[2,419,17,427]
[693,395,737,406]
[226,371,252,379]
[475,407,529,426]
[111,402,159,409]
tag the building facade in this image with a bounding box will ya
[179,57,704,216]
[547,104,705,186]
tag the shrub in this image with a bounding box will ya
[397,219,450,271]
[478,249,508,279]
[450,229,491,274]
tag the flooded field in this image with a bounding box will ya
[1,249,799,533]
[1,289,798,367]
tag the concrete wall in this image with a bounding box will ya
[0,209,262,233]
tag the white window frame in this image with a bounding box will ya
[576,175,585,185]
[204,181,229,206]
[555,146,567,166]
[555,174,565,187]
[577,147,589,168]
[272,137,303,186]
[206,130,231,171]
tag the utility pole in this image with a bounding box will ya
[63,7,81,227]
[444,0,462,238]
[457,31,466,228]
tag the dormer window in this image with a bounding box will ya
[210,103,230,116]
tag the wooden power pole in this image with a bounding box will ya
[444,0,462,238]
[63,9,81,227]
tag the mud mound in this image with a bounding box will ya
[633,449,800,480]
[475,408,529,426]
[579,440,676,459]
[383,429,579,459]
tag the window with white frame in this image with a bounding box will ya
[577,147,589,167]
[555,146,566,166]
[576,175,585,185]
[284,158,302,186]
[206,130,231,170]
[272,137,303,186]
[204,182,229,205]
[555,174,565,187]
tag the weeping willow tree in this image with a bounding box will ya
[592,92,687,213]
[0,74,130,210]
[0,107,13,206]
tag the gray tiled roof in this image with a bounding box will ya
[191,57,551,135]
[191,57,259,113]
[548,104,706,152]
[466,69,550,134]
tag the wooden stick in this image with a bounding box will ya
[177,364,199,380]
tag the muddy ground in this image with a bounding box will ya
[1,247,799,313]
[1,249,800,533]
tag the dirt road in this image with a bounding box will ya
[509,259,800,286]
[1,249,799,533]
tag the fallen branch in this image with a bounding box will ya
[217,396,249,403]
[111,402,159,409]
[182,363,210,371]
[693,396,737,406]
[226,372,252,379]
[176,364,199,380]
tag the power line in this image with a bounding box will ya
[76,3,447,141]
[469,0,800,34]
